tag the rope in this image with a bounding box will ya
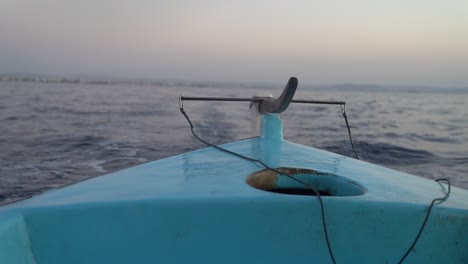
[340,104,360,160]
[398,178,451,263]
[179,104,337,264]
[179,98,451,264]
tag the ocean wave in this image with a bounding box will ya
[0,81,467,204]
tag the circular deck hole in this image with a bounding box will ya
[246,167,366,196]
[267,188,332,196]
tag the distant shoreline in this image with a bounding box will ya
[1,74,467,94]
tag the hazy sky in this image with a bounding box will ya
[1,0,467,86]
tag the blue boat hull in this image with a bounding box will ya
[1,115,467,263]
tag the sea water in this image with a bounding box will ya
[0,81,467,205]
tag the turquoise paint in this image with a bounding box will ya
[260,114,283,141]
[260,114,282,167]
[0,115,467,263]
[0,211,36,264]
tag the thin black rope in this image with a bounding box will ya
[179,105,337,264]
[398,178,451,264]
[179,98,450,264]
[340,104,360,160]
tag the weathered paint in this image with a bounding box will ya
[0,114,467,263]
[246,167,366,196]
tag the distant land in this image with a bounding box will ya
[1,73,467,94]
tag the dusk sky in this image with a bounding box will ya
[1,0,467,87]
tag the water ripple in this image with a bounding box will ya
[0,81,467,204]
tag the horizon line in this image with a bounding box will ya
[1,72,468,91]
